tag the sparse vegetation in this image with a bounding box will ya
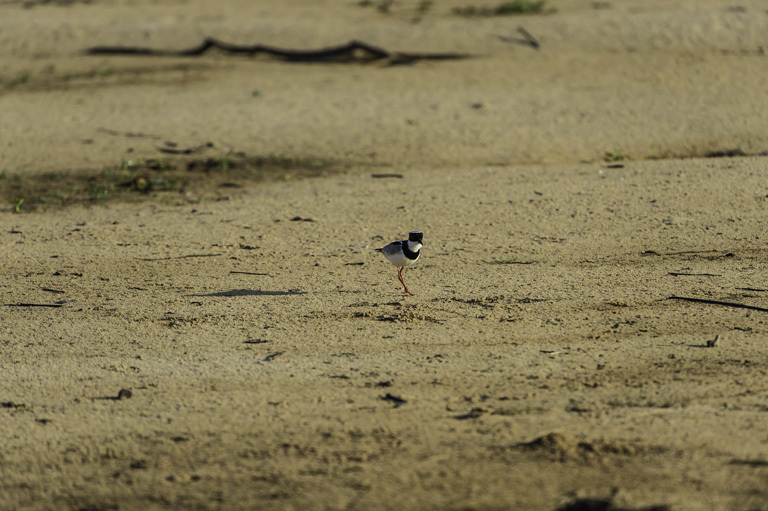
[65,67,115,81]
[377,0,394,13]
[1,64,194,91]
[1,401,30,414]
[1,155,339,212]
[357,0,435,16]
[452,0,552,16]
[121,158,143,171]
[604,149,629,162]
[5,71,33,89]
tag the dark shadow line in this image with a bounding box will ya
[187,289,306,297]
[668,272,721,277]
[668,296,768,312]
[5,303,63,308]
[138,253,223,261]
[729,458,768,467]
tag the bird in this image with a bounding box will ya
[376,231,423,295]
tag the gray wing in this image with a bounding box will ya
[377,241,403,256]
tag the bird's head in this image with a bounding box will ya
[407,231,423,252]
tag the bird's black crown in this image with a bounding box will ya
[408,231,423,243]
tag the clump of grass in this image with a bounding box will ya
[64,66,116,81]
[1,401,31,414]
[418,0,433,14]
[377,0,394,13]
[89,182,112,201]
[121,158,144,171]
[453,0,552,16]
[495,0,548,14]
[604,149,629,162]
[4,71,33,89]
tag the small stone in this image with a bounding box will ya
[117,389,133,400]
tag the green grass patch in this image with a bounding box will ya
[453,0,553,16]
[603,149,629,162]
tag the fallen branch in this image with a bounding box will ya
[85,38,473,65]
[668,296,768,312]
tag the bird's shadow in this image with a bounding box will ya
[187,289,307,298]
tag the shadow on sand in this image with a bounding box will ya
[188,289,307,298]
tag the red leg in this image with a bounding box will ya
[397,267,412,295]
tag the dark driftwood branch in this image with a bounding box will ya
[668,296,768,312]
[85,38,472,65]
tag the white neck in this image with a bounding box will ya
[407,240,422,253]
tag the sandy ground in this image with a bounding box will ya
[2,1,768,510]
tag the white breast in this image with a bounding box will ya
[383,249,420,267]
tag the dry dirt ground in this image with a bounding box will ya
[2,1,768,510]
